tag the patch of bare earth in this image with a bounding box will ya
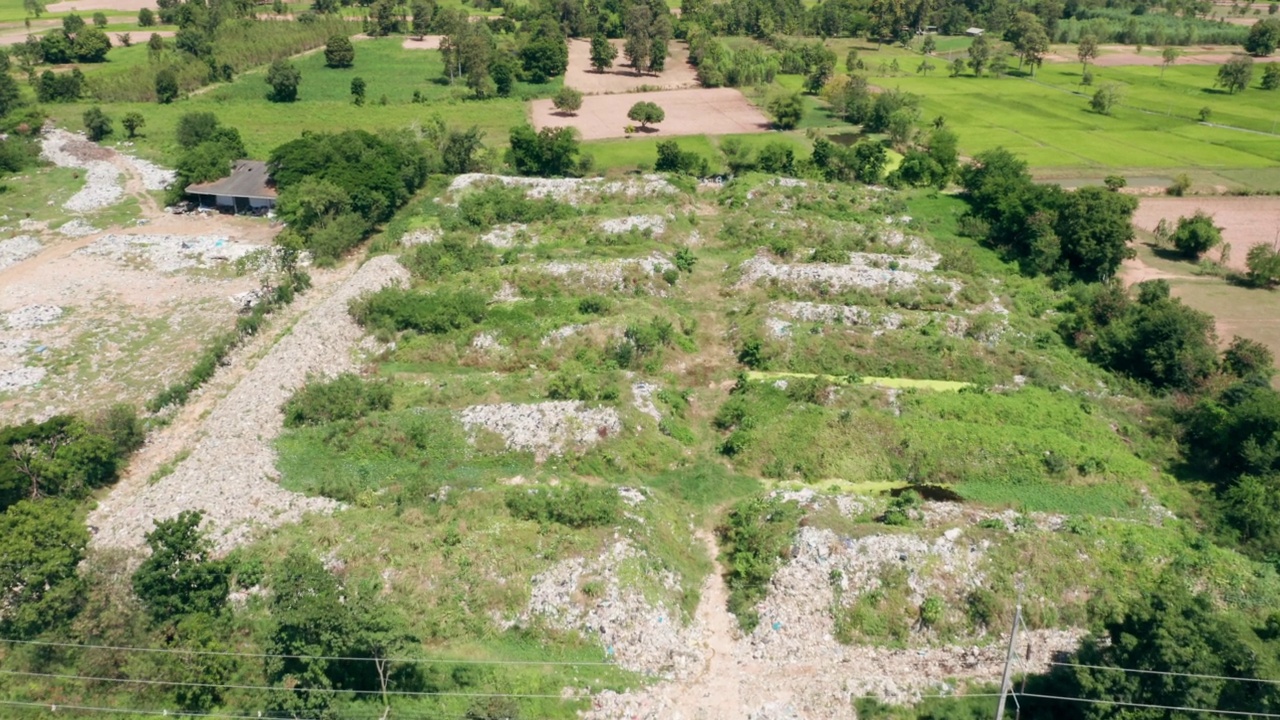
[401,35,444,50]
[531,87,770,141]
[1133,196,1280,273]
[1044,44,1242,66]
[563,38,699,94]
[46,0,155,11]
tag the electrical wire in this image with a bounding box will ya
[0,670,576,700]
[0,699,319,719]
[1016,692,1280,718]
[0,638,615,668]
[1047,660,1280,687]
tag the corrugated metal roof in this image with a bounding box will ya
[185,160,278,200]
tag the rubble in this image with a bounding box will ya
[447,174,677,206]
[599,215,666,236]
[459,401,622,459]
[0,235,42,270]
[79,234,261,273]
[88,256,410,553]
[4,305,63,330]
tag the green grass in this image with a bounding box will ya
[50,39,553,159]
[745,370,973,391]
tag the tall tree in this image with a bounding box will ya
[968,33,991,75]
[0,500,88,639]
[1216,54,1254,93]
[131,511,230,620]
[623,4,653,73]
[1161,46,1180,77]
[1077,34,1098,73]
[590,34,617,72]
[410,0,433,38]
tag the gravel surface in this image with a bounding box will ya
[518,539,701,677]
[5,305,64,330]
[0,236,42,270]
[480,223,534,248]
[738,253,959,297]
[80,234,260,273]
[401,228,441,246]
[123,154,177,191]
[459,401,622,460]
[0,367,46,392]
[447,174,677,206]
[88,255,410,553]
[540,253,674,293]
[599,215,666,236]
[41,129,125,213]
[631,382,661,422]
[58,219,100,237]
[540,324,584,346]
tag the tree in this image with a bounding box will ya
[950,57,966,76]
[1217,54,1254,93]
[0,500,88,638]
[627,100,665,129]
[916,58,936,75]
[1246,243,1280,287]
[313,0,338,12]
[131,511,230,620]
[350,76,366,105]
[264,552,352,719]
[1077,34,1098,72]
[1009,12,1050,75]
[324,34,355,68]
[1161,46,1180,77]
[139,7,155,26]
[122,111,145,138]
[1222,336,1274,378]
[73,26,112,62]
[968,34,991,75]
[623,4,653,73]
[590,34,617,72]
[266,59,301,102]
[1263,62,1280,89]
[507,123,579,177]
[1090,83,1123,114]
[63,12,85,33]
[155,66,179,103]
[23,0,44,18]
[83,106,113,141]
[410,0,433,38]
[767,92,804,130]
[922,35,936,54]
[655,140,709,175]
[552,86,583,115]
[40,30,73,64]
[369,0,400,36]
[1244,18,1280,55]
[148,31,165,57]
[440,125,484,174]
[462,24,495,98]
[0,73,21,119]
[92,10,107,27]
[1170,210,1223,258]
[851,140,887,183]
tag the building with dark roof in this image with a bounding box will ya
[185,160,277,212]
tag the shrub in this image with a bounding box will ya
[350,287,488,335]
[919,596,945,627]
[265,59,301,102]
[155,68,179,104]
[626,101,665,129]
[654,140,708,176]
[1222,336,1274,379]
[1167,173,1192,196]
[1170,210,1222,258]
[282,373,393,428]
[121,111,145,138]
[673,246,697,273]
[719,496,804,632]
[323,34,354,68]
[404,236,497,280]
[505,482,620,528]
[131,511,230,619]
[767,92,804,129]
[82,106,112,141]
[551,86,583,115]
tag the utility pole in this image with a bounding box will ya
[994,602,1023,720]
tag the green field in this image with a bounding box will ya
[49,38,553,159]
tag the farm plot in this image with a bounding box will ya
[562,37,699,94]
[531,87,770,140]
[1133,196,1280,273]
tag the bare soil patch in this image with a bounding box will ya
[1045,44,1241,66]
[1133,196,1280,273]
[401,35,444,50]
[531,87,769,141]
[563,38,698,95]
[47,0,155,11]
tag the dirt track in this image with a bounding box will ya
[531,87,770,140]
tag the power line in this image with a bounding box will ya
[1017,692,1280,719]
[0,638,616,667]
[0,670,579,700]
[1047,660,1280,687]
[0,699,319,720]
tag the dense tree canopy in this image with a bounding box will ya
[0,500,89,639]
[507,123,580,176]
[132,511,231,620]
